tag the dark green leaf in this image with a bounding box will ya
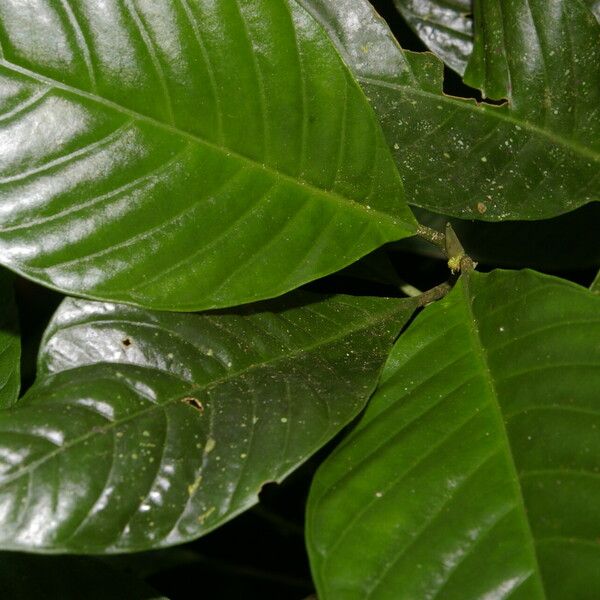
[588,0,600,21]
[393,0,473,74]
[307,270,600,599]
[0,553,167,599]
[393,0,600,77]
[0,268,19,408]
[305,0,600,220]
[0,292,415,552]
[0,0,415,310]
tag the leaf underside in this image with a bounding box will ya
[393,0,473,75]
[307,270,600,600]
[0,292,415,553]
[306,0,600,220]
[394,0,600,76]
[0,0,415,311]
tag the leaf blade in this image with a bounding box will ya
[307,270,600,599]
[0,292,416,552]
[306,0,600,220]
[0,0,415,310]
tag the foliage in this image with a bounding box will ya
[0,0,597,598]
[308,270,600,599]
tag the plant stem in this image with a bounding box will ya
[416,222,476,275]
[416,225,447,254]
[413,222,476,307]
[417,282,453,307]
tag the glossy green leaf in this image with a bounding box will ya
[464,0,598,102]
[393,0,600,78]
[307,270,600,599]
[0,0,415,311]
[393,0,599,80]
[305,0,600,220]
[0,553,167,599]
[0,292,415,552]
[393,0,473,75]
[0,269,19,408]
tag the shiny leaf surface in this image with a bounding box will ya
[0,553,167,599]
[393,0,473,74]
[0,269,19,408]
[0,293,415,552]
[307,270,600,599]
[0,0,415,310]
[393,0,600,78]
[305,0,600,220]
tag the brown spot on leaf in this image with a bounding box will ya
[182,397,204,413]
[476,202,487,214]
[122,337,132,347]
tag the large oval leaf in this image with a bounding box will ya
[307,270,600,599]
[393,0,473,75]
[304,0,600,220]
[0,268,19,408]
[0,292,415,552]
[0,0,415,310]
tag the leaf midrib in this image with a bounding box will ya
[0,58,414,231]
[459,274,547,599]
[359,74,600,164]
[0,301,410,487]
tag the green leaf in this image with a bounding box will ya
[393,0,599,80]
[394,0,600,78]
[591,270,600,293]
[464,0,598,103]
[0,269,19,408]
[0,553,167,599]
[0,292,414,552]
[305,0,600,220]
[307,270,600,599]
[393,0,473,75]
[0,1,415,311]
[588,0,600,21]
